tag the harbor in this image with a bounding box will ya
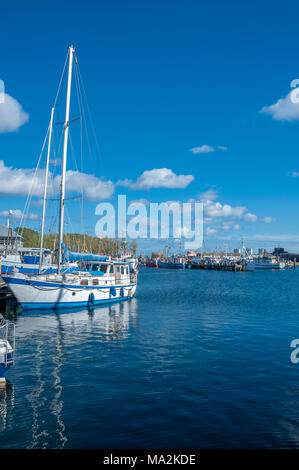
[2,0,299,458]
[140,246,297,272]
[1,267,299,448]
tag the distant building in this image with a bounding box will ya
[273,247,287,256]
[246,248,253,255]
[233,248,240,254]
[273,247,299,261]
[0,224,24,251]
[258,248,267,255]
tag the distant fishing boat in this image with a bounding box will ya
[158,256,186,269]
[254,256,285,269]
[2,46,138,309]
[146,260,158,268]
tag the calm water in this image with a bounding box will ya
[1,267,299,448]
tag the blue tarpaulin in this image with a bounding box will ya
[62,243,109,263]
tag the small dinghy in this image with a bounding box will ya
[0,315,15,385]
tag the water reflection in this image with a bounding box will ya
[0,382,14,432]
[26,341,49,448]
[0,299,138,448]
[49,313,67,449]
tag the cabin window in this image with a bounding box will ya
[116,267,120,272]
[92,279,99,286]
[110,265,114,273]
[121,267,124,275]
[91,264,99,271]
[80,279,89,286]
[100,265,107,273]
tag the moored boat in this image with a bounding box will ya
[254,256,285,269]
[2,46,138,309]
[158,256,186,269]
[2,262,137,310]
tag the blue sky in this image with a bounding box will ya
[1,0,299,253]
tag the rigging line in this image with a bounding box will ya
[76,60,104,170]
[68,130,85,234]
[74,64,84,234]
[74,63,98,238]
[48,124,64,200]
[17,50,67,244]
[16,125,50,245]
[74,62,94,174]
[68,123,88,236]
[40,51,68,241]
[74,64,84,173]
[53,49,69,109]
[74,67,96,241]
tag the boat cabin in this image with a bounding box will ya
[77,261,131,286]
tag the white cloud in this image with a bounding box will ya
[0,209,39,220]
[291,172,299,177]
[0,160,115,201]
[243,212,258,222]
[119,168,194,190]
[198,189,218,201]
[260,90,299,121]
[189,145,228,154]
[204,200,246,218]
[196,191,258,226]
[0,160,45,197]
[206,227,217,235]
[189,145,214,154]
[116,178,132,188]
[61,170,115,201]
[0,94,29,133]
[262,217,276,223]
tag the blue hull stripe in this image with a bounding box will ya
[2,276,135,290]
[0,364,10,378]
[1,266,77,274]
[21,296,130,310]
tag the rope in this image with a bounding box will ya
[26,279,134,294]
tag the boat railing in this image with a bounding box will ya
[0,315,15,367]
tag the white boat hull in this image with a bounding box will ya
[2,274,137,309]
[254,263,285,269]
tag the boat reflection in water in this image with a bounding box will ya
[0,299,138,448]
[0,382,14,433]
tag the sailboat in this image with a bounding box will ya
[2,46,138,309]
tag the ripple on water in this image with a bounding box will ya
[1,268,299,447]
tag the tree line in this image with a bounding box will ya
[15,227,138,256]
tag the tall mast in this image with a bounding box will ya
[39,106,54,273]
[57,45,75,273]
